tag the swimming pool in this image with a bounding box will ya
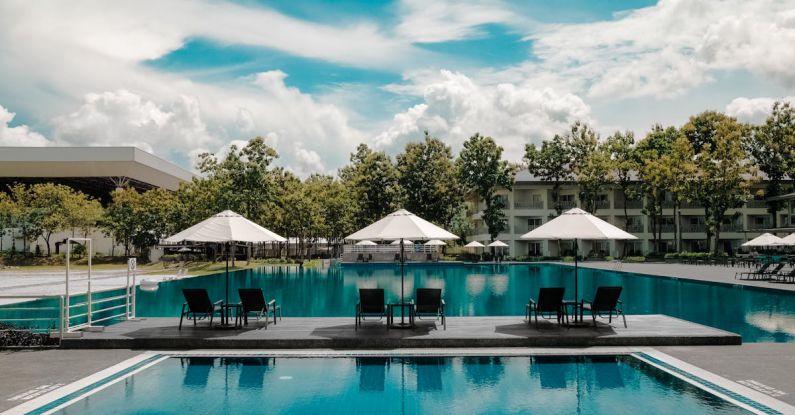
[131,263,795,343]
[41,354,756,415]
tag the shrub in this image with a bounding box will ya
[625,256,646,263]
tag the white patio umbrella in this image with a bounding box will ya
[391,239,414,245]
[164,210,286,306]
[464,241,485,248]
[345,209,458,326]
[520,208,637,322]
[355,240,377,246]
[742,233,787,247]
[782,233,795,246]
[424,239,447,246]
[488,240,509,261]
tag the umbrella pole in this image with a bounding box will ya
[401,238,405,325]
[225,242,230,307]
[574,238,579,323]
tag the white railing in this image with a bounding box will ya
[344,244,440,254]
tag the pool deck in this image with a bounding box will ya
[59,315,740,349]
[570,261,795,292]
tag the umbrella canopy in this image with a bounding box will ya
[488,240,509,247]
[520,208,637,241]
[163,210,286,310]
[424,239,447,246]
[355,240,377,246]
[782,233,795,245]
[345,209,458,326]
[520,208,637,324]
[465,241,485,248]
[391,239,414,245]
[345,209,459,242]
[164,210,286,243]
[742,233,786,247]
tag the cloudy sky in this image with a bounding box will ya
[1,0,794,175]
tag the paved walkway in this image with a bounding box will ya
[0,349,140,412]
[0,269,190,305]
[61,315,740,349]
[661,343,795,406]
[569,261,795,292]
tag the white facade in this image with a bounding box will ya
[467,170,794,258]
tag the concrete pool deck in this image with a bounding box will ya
[571,261,795,292]
[59,315,740,349]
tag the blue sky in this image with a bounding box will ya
[0,0,793,175]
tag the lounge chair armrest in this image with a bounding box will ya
[440,299,445,306]
[213,300,224,306]
[528,298,536,305]
[268,299,277,306]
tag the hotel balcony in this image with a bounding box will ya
[513,200,544,210]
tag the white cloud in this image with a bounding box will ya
[375,70,592,160]
[524,0,795,99]
[0,105,50,146]
[395,0,519,43]
[725,96,795,124]
[51,90,216,157]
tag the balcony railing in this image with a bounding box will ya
[558,200,577,209]
[616,199,643,209]
[626,223,644,233]
[745,200,767,209]
[720,224,744,232]
[595,200,610,210]
[681,201,703,209]
[681,223,706,233]
[650,224,675,233]
[514,224,540,234]
[514,200,544,210]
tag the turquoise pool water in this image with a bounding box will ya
[133,263,795,343]
[53,355,750,415]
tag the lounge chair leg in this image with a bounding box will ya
[179,312,184,330]
[622,313,627,328]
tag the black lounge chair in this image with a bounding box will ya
[526,287,566,326]
[367,254,373,262]
[238,288,282,329]
[357,253,365,262]
[394,253,401,262]
[356,288,387,330]
[413,288,446,330]
[179,288,224,330]
[735,262,771,280]
[770,268,795,284]
[751,263,785,281]
[580,286,626,328]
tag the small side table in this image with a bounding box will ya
[387,303,414,328]
[562,300,582,326]
[221,303,243,328]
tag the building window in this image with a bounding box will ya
[528,242,541,256]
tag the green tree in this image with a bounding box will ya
[606,131,638,231]
[26,183,83,256]
[396,132,463,227]
[636,125,679,252]
[448,203,474,243]
[339,144,402,228]
[659,136,697,251]
[304,175,355,257]
[0,192,17,252]
[64,191,104,238]
[457,133,515,241]
[103,187,176,259]
[103,188,141,256]
[196,136,278,219]
[744,101,795,227]
[524,134,573,214]
[568,123,613,214]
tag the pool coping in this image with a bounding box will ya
[5,347,793,415]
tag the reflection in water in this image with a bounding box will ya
[234,357,273,389]
[531,356,571,389]
[590,356,624,389]
[182,357,214,388]
[414,357,444,392]
[462,356,505,386]
[133,263,795,343]
[357,357,389,392]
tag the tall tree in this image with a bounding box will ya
[195,136,278,220]
[636,125,679,252]
[606,131,638,231]
[0,192,17,252]
[339,144,402,228]
[683,112,756,253]
[744,101,795,227]
[568,123,613,214]
[457,133,515,241]
[304,175,355,257]
[659,136,697,251]
[103,188,141,257]
[396,132,463,227]
[524,134,573,214]
[26,183,84,256]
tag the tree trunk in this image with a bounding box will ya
[43,233,51,256]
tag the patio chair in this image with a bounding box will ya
[357,253,364,262]
[580,286,626,328]
[735,262,771,280]
[525,287,565,327]
[237,288,282,329]
[394,253,400,262]
[179,288,224,330]
[367,254,373,262]
[413,288,446,330]
[770,268,795,284]
[751,262,785,281]
[356,288,387,331]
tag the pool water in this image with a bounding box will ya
[133,263,795,343]
[53,355,749,415]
